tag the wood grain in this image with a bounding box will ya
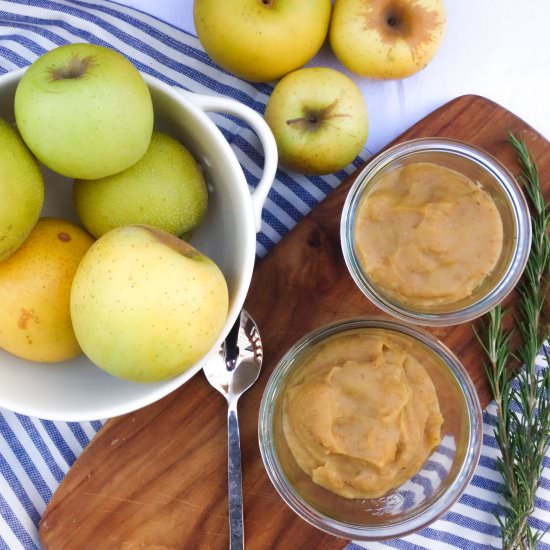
[40,95,550,549]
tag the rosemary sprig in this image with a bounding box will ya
[477,133,550,549]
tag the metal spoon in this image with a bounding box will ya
[203,310,263,550]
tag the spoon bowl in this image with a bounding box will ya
[204,310,263,399]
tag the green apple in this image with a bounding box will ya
[15,43,153,179]
[73,131,208,238]
[70,225,229,382]
[264,67,368,175]
[193,0,332,83]
[0,118,44,262]
[329,0,446,79]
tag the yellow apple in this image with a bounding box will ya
[193,0,332,83]
[70,225,229,382]
[264,67,368,175]
[329,0,446,79]
[0,218,94,362]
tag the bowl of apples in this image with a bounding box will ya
[0,43,277,421]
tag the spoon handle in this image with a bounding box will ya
[227,402,244,550]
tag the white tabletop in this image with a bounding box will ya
[117,0,550,154]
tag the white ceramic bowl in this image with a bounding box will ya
[0,68,277,421]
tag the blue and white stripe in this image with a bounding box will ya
[0,1,549,548]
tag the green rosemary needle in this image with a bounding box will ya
[476,133,550,550]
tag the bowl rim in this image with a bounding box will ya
[0,68,257,422]
[340,137,532,326]
[258,316,483,541]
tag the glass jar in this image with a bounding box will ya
[340,138,531,325]
[258,317,482,541]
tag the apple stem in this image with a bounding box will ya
[286,102,350,131]
[286,114,319,126]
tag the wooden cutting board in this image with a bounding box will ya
[39,95,550,549]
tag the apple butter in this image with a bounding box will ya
[282,329,443,499]
[354,162,504,306]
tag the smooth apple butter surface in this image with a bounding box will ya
[354,162,504,306]
[282,329,443,499]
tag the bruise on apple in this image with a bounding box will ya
[57,232,71,242]
[47,54,97,81]
[18,308,39,330]
[363,0,442,60]
[286,100,350,132]
[139,225,200,259]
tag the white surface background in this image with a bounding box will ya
[117,0,550,155]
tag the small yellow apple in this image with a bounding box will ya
[329,0,446,79]
[193,0,332,83]
[70,225,229,382]
[264,67,368,175]
[0,218,94,362]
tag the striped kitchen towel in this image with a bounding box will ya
[0,1,548,549]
